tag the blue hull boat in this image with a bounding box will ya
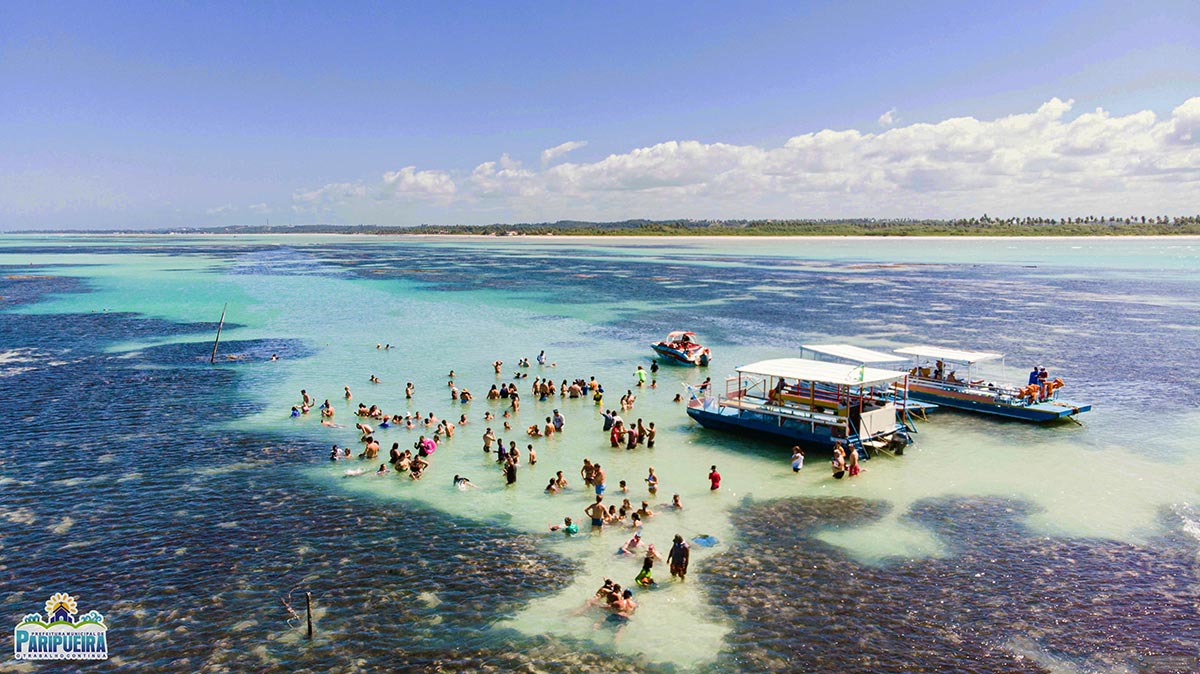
[684,358,913,458]
[895,345,1091,423]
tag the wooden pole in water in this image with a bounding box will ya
[305,591,313,640]
[209,303,227,365]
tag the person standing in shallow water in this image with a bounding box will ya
[847,445,861,477]
[708,465,721,490]
[831,443,847,479]
[585,495,607,529]
[668,534,690,580]
[504,455,518,485]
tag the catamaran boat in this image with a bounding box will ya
[651,331,711,366]
[894,345,1091,422]
[686,358,913,458]
[801,344,939,420]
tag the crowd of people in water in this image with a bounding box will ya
[290,346,862,629]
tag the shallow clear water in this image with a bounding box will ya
[1,235,1198,672]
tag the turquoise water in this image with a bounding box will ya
[1,235,1198,671]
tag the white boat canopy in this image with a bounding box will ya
[803,343,907,364]
[894,345,1003,364]
[666,331,696,339]
[736,358,907,386]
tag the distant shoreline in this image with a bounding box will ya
[7,216,1200,238]
[6,232,1200,240]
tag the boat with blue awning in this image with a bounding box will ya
[894,345,1091,422]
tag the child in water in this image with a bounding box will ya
[635,545,662,586]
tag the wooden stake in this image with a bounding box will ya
[209,303,227,365]
[305,592,313,640]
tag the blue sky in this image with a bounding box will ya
[2,1,1198,229]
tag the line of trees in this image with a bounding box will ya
[160,215,1200,237]
[383,215,1200,237]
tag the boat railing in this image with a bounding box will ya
[720,393,847,426]
[909,373,1068,406]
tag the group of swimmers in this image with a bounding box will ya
[579,529,692,634]
[618,530,692,584]
[331,429,443,479]
[305,348,741,633]
[599,410,657,449]
[634,361,669,390]
[521,376,603,402]
[830,441,862,479]
[526,408,566,438]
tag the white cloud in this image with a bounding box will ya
[878,108,898,127]
[380,166,456,200]
[291,167,455,216]
[291,96,1200,222]
[541,140,588,165]
[292,182,367,205]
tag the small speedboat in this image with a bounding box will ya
[651,331,711,366]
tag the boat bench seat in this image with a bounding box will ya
[775,391,846,414]
[729,396,844,422]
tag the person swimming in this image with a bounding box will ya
[619,532,642,555]
[550,516,578,534]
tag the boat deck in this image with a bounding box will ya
[717,395,895,426]
[1026,399,1092,417]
